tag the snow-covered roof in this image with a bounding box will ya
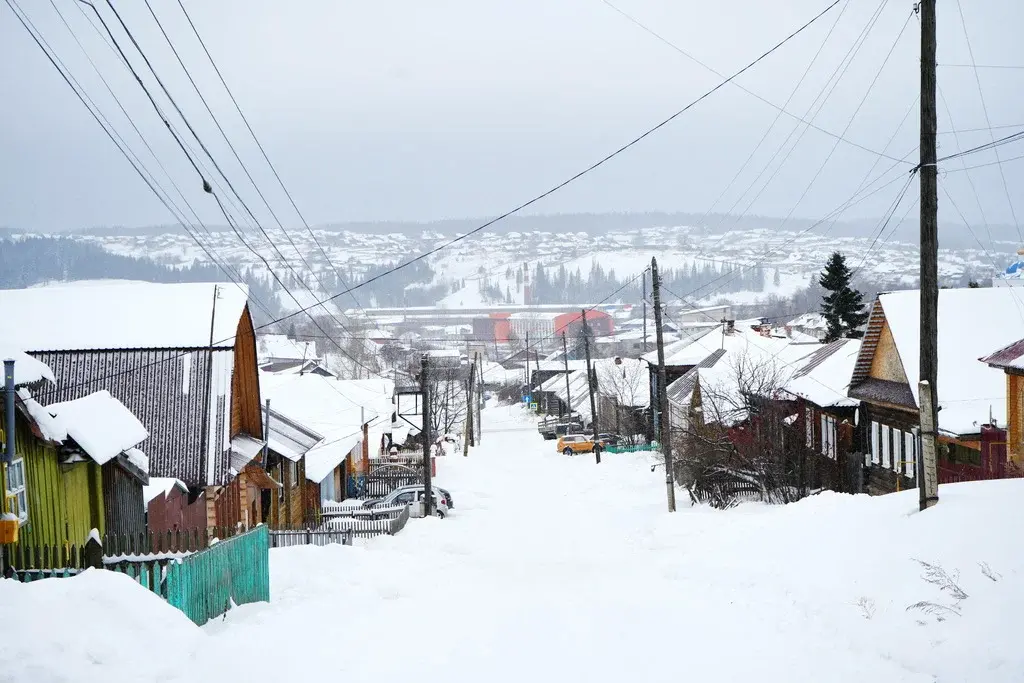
[0,282,249,351]
[0,346,55,386]
[875,288,1024,435]
[305,431,362,484]
[260,372,381,481]
[783,339,861,408]
[257,334,318,363]
[45,390,149,467]
[789,312,827,331]
[142,477,187,506]
[664,328,821,427]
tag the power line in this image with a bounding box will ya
[700,0,896,254]
[678,0,853,243]
[598,0,908,165]
[939,63,1024,71]
[172,0,370,321]
[262,0,849,329]
[953,0,1023,242]
[140,0,368,331]
[77,0,380,376]
[3,0,275,323]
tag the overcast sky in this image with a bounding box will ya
[1,0,1022,234]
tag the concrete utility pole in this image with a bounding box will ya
[582,310,601,464]
[562,332,573,424]
[420,354,433,516]
[651,258,676,512]
[918,0,939,511]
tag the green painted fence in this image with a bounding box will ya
[604,444,655,454]
[164,525,270,626]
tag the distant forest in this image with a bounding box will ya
[0,237,280,324]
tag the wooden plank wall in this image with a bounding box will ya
[230,306,263,441]
[102,464,146,537]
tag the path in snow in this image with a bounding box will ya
[193,406,945,682]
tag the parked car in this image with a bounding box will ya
[556,434,600,456]
[368,485,451,518]
[597,433,621,447]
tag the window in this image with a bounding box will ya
[4,458,28,524]
[881,425,891,468]
[903,432,917,479]
[871,422,881,465]
[820,415,837,460]
[890,429,903,474]
[286,460,298,487]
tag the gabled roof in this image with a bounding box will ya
[851,288,1024,435]
[980,338,1024,371]
[0,282,248,351]
[784,339,861,408]
[666,349,727,405]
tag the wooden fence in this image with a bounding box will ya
[269,527,353,549]
[364,458,425,498]
[269,504,410,544]
[164,525,270,626]
[4,527,271,627]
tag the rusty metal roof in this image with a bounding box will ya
[979,337,1024,370]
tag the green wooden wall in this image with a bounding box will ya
[2,411,104,547]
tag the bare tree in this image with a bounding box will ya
[670,351,819,509]
[596,359,648,439]
[428,367,468,437]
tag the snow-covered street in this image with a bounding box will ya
[4,405,1023,682]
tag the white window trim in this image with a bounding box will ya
[805,407,814,449]
[871,422,881,465]
[891,428,903,474]
[904,432,917,479]
[881,425,891,469]
[5,457,28,525]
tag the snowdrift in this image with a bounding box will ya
[0,569,199,683]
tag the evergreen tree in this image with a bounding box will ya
[819,252,869,342]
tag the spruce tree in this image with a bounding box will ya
[819,251,869,342]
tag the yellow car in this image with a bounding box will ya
[556,434,599,455]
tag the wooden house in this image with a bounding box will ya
[259,372,378,505]
[144,477,204,534]
[780,339,862,492]
[262,406,321,527]
[849,289,1024,494]
[978,338,1024,477]
[0,282,266,531]
[2,356,147,560]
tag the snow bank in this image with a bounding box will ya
[0,569,199,683]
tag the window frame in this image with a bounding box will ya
[4,457,28,525]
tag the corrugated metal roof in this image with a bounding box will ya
[31,347,236,487]
[980,337,1024,370]
[666,349,726,405]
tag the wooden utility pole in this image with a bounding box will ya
[642,270,649,354]
[464,357,476,454]
[652,258,676,512]
[420,354,433,516]
[525,331,531,393]
[562,332,573,423]
[582,310,601,464]
[918,0,939,511]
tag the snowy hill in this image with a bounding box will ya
[25,214,1008,315]
[3,405,1021,682]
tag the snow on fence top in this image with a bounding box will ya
[0,345,55,385]
[45,390,150,467]
[0,282,248,351]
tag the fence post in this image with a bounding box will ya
[83,530,103,570]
